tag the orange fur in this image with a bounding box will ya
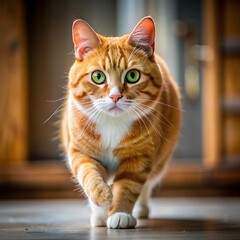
[61,17,181,228]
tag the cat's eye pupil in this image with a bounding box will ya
[96,73,101,79]
[130,72,135,79]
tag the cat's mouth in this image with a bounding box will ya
[108,106,123,114]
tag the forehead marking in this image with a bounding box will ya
[104,44,126,71]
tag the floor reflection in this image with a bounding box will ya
[1,199,240,240]
[88,218,240,240]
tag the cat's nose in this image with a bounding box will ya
[109,86,122,103]
[109,94,122,103]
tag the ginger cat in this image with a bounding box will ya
[62,16,181,229]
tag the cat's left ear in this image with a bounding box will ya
[72,19,101,60]
[127,16,155,56]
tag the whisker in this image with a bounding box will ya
[72,104,99,136]
[138,102,182,137]
[46,96,67,103]
[44,103,65,124]
[137,98,184,112]
[134,104,170,143]
[131,106,154,147]
[82,111,98,134]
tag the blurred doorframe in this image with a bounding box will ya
[0,0,240,199]
[202,0,222,169]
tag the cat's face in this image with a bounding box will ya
[69,17,162,119]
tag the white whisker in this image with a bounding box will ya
[133,103,167,142]
[131,106,154,147]
[137,98,184,112]
[135,103,170,143]
[44,103,65,124]
[46,96,67,103]
[137,101,182,137]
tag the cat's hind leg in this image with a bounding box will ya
[133,165,169,219]
[132,181,152,219]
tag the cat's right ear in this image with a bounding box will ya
[72,20,101,60]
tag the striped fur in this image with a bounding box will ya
[61,17,181,228]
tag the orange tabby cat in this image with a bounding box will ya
[62,16,181,229]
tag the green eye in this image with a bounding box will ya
[91,71,106,84]
[125,69,140,84]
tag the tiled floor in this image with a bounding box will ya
[0,198,240,239]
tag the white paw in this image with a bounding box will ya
[107,212,137,229]
[132,204,149,219]
[90,213,107,227]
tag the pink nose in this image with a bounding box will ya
[109,94,122,103]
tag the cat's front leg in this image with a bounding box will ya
[69,149,112,207]
[89,199,108,227]
[107,159,150,229]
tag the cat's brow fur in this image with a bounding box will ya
[61,17,181,229]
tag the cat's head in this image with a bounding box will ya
[69,17,162,119]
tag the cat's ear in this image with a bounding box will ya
[72,20,101,60]
[127,16,155,56]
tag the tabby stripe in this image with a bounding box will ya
[118,46,127,69]
[72,158,91,176]
[112,48,117,69]
[73,91,87,101]
[114,171,147,184]
[81,167,96,187]
[101,54,106,70]
[105,45,112,69]
[137,81,148,90]
[143,73,161,88]
[117,56,122,69]
[71,153,104,173]
[109,186,139,214]
[141,90,157,99]
[113,45,120,69]
[120,153,151,162]
[121,187,139,201]
[70,73,89,88]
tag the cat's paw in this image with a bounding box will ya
[90,184,113,207]
[132,204,149,219]
[90,213,107,227]
[107,212,137,229]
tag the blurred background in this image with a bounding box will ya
[0,0,240,199]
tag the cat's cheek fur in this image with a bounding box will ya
[69,93,96,121]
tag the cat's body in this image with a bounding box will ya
[62,17,181,229]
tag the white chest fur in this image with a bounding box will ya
[96,115,132,172]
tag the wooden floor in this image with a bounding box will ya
[0,198,240,240]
